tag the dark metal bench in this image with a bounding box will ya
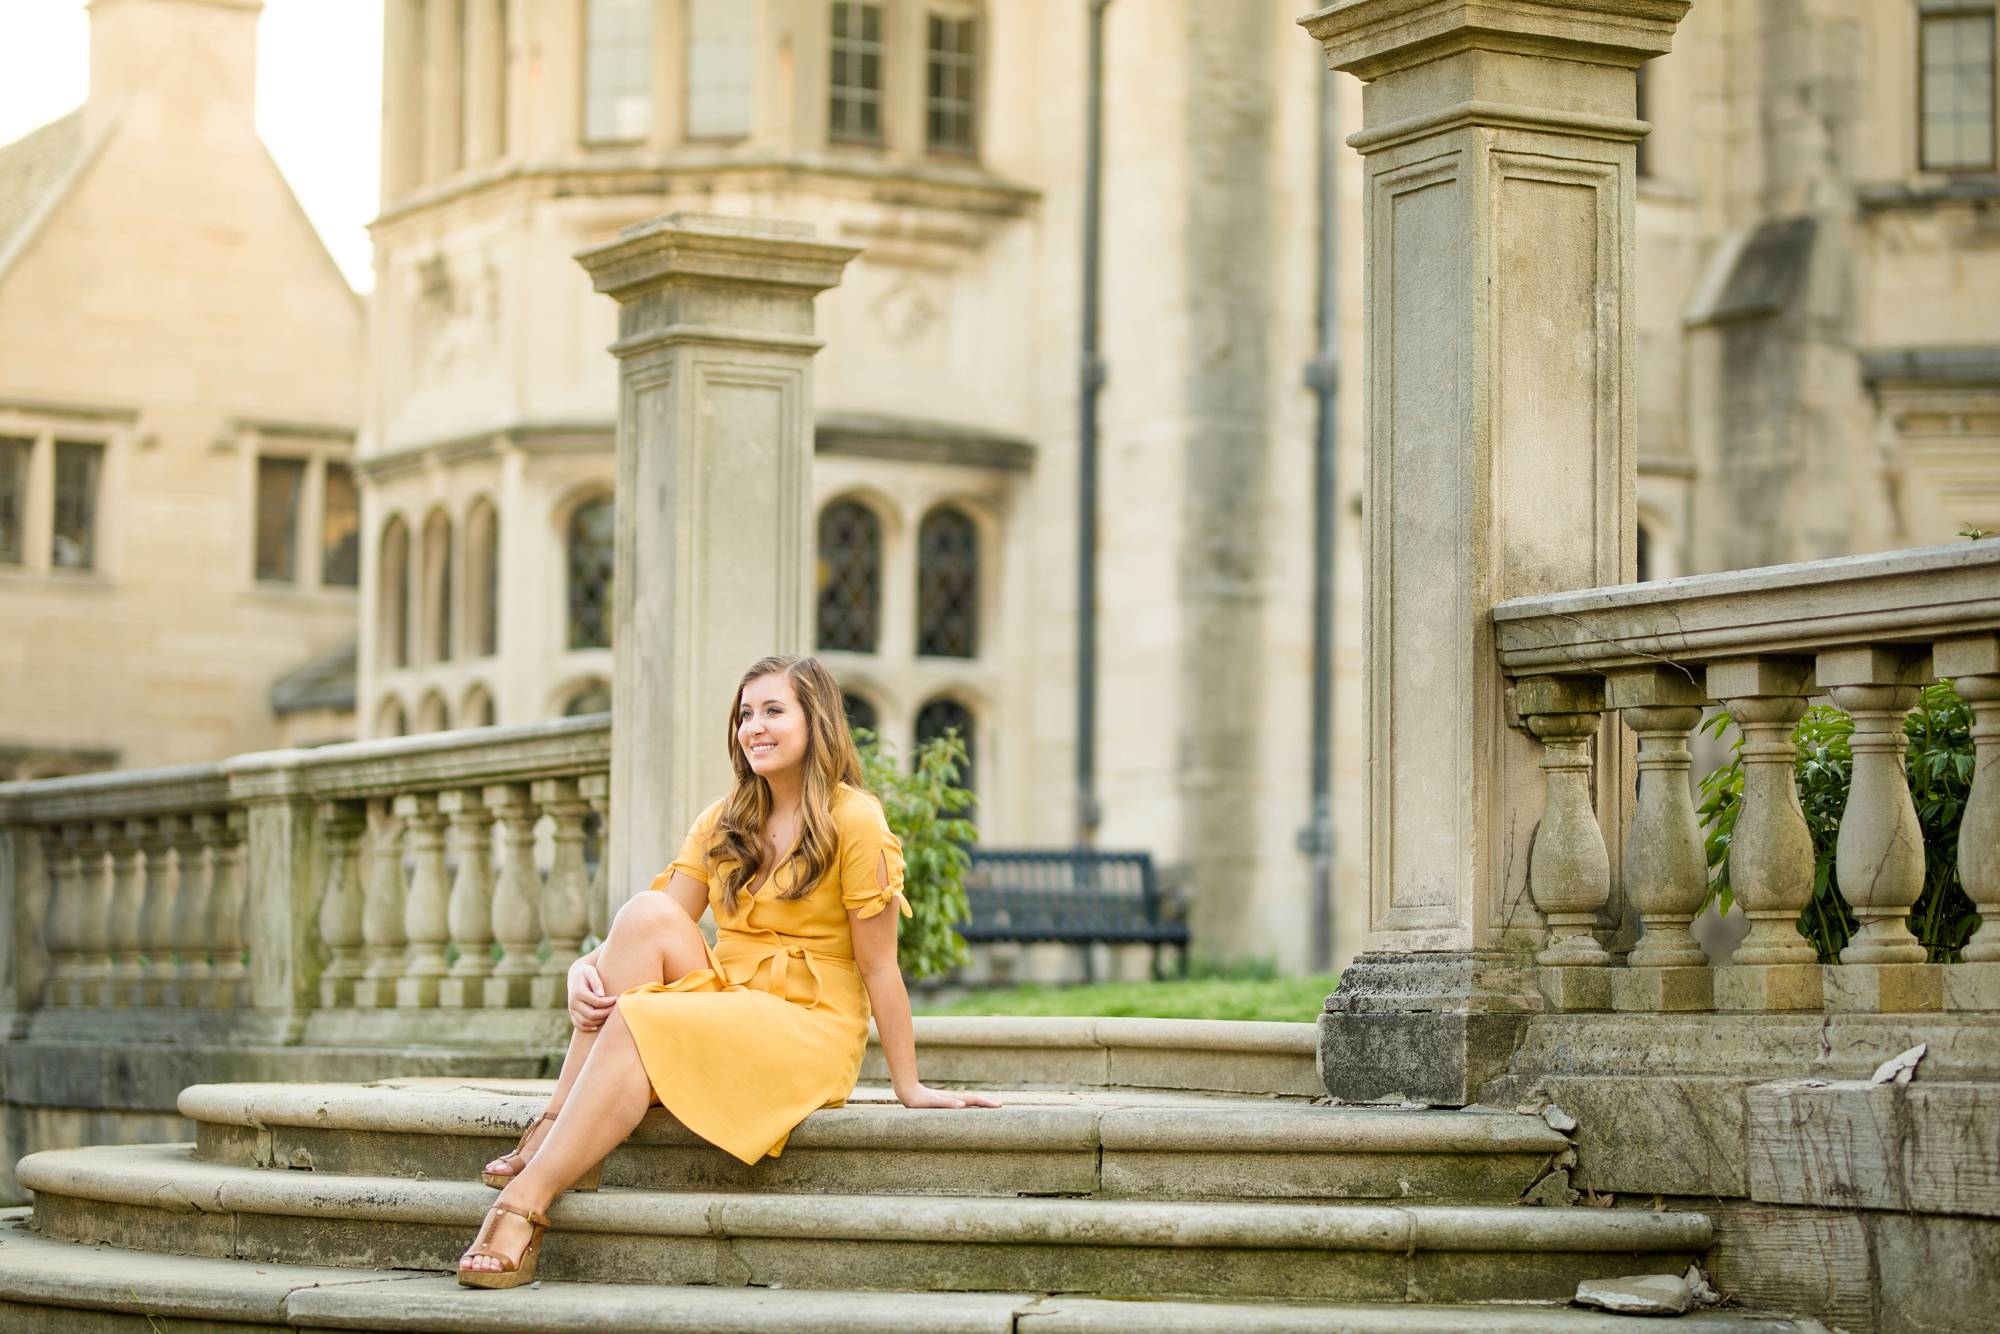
[960,848,1189,980]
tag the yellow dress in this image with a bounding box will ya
[616,783,910,1165]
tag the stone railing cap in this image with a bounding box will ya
[1301,0,1692,80]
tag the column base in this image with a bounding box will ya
[1944,961,2000,1012]
[1823,963,1943,1014]
[1318,953,1539,1106]
[438,976,490,1009]
[1714,963,1823,1012]
[396,974,444,1009]
[1537,966,1612,1013]
[529,974,569,1010]
[1610,966,1714,1013]
[484,974,538,1009]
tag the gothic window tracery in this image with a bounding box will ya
[568,497,614,650]
[817,499,882,653]
[917,505,978,658]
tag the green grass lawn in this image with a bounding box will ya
[921,973,1341,1024]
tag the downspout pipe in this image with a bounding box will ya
[1302,66,1340,972]
[1077,0,1110,846]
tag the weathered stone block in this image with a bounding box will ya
[1703,1203,1874,1332]
[1611,966,1714,1013]
[1944,962,2000,1012]
[1317,1011,1533,1107]
[1871,1212,2000,1334]
[1824,962,1944,1014]
[1747,1080,2000,1217]
[1714,963,1823,1012]
[1538,966,1613,1013]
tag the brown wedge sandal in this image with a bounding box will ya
[456,1200,551,1290]
[481,1110,602,1192]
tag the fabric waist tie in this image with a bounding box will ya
[725,940,853,1010]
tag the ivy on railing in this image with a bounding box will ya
[1698,681,1981,962]
[854,729,977,980]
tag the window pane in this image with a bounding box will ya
[1922,14,1996,170]
[584,0,653,143]
[323,462,360,587]
[926,14,977,154]
[688,0,753,139]
[381,519,411,668]
[467,502,498,656]
[915,696,975,794]
[842,691,879,737]
[52,440,103,570]
[917,506,978,658]
[256,457,307,581]
[0,437,28,565]
[568,497,614,649]
[829,2,884,144]
[816,499,881,652]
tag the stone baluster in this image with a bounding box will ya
[166,815,214,1006]
[136,818,178,1005]
[203,810,250,1007]
[71,824,113,1007]
[396,793,451,1008]
[484,784,542,1009]
[315,802,369,1009]
[533,778,592,1007]
[438,789,495,1009]
[41,826,83,1006]
[1708,657,1822,1012]
[1815,646,1940,1014]
[103,821,146,1006]
[1607,667,1714,1013]
[1516,676,1612,1012]
[1938,638,2000,992]
[356,800,409,1008]
[580,773,611,943]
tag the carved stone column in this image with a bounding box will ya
[575,214,858,911]
[42,826,84,1006]
[1517,676,1612,1013]
[71,824,113,1007]
[1936,637,1998,1013]
[1608,667,1713,1012]
[314,802,368,1009]
[356,799,408,1008]
[1300,0,1689,1103]
[136,818,178,1005]
[165,815,215,1006]
[438,789,495,1010]
[103,821,145,1006]
[484,784,542,1009]
[395,793,451,1009]
[202,811,250,1008]
[532,778,593,1008]
[580,773,611,943]
[1708,656,1822,1012]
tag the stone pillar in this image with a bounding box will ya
[574,214,858,906]
[229,758,320,1043]
[1301,0,1689,1104]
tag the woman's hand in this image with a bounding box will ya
[568,957,616,1032]
[896,1082,1003,1110]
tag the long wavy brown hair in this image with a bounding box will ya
[707,655,866,916]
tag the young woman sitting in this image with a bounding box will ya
[457,653,1001,1288]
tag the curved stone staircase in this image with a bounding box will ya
[0,1020,1821,1333]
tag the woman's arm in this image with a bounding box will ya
[850,855,1001,1110]
[569,870,709,1031]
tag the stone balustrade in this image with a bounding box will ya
[1492,541,2000,1017]
[0,716,609,1049]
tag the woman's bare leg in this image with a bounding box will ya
[480,893,711,1180]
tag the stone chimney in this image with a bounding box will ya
[86,0,263,138]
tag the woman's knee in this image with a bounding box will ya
[609,889,693,940]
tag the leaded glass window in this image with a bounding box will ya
[584,0,653,143]
[569,497,614,649]
[688,0,753,138]
[817,499,881,652]
[255,456,307,582]
[52,440,102,570]
[323,462,360,587]
[843,691,879,737]
[1922,10,1997,170]
[915,695,975,794]
[926,14,977,154]
[830,3,884,144]
[0,437,29,565]
[917,505,978,658]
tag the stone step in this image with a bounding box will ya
[179,1081,1571,1202]
[19,1144,1711,1305]
[0,1212,1819,1334]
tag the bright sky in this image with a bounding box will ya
[0,0,383,293]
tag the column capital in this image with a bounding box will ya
[1301,0,1691,81]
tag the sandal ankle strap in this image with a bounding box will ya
[491,1200,551,1227]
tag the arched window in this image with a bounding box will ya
[462,684,495,728]
[915,696,976,795]
[416,691,451,733]
[568,497,614,649]
[817,499,881,653]
[917,506,978,658]
[564,680,612,716]
[466,499,499,657]
[842,691,880,739]
[379,517,411,669]
[376,695,408,739]
[1636,524,1654,584]
[421,509,454,663]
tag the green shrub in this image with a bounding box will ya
[1696,681,1981,962]
[855,728,977,979]
[925,974,1341,1023]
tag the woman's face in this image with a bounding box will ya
[737,671,810,780]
